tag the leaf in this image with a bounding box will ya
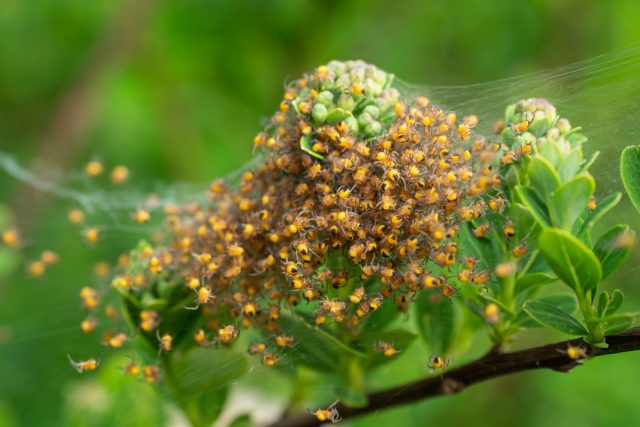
[228,415,252,427]
[360,295,399,332]
[528,156,560,201]
[596,292,609,317]
[277,315,355,372]
[556,148,582,183]
[299,135,324,160]
[459,222,499,269]
[594,225,635,278]
[620,145,640,212]
[415,290,457,355]
[517,294,578,327]
[523,299,588,335]
[538,227,602,296]
[605,290,625,317]
[516,186,550,227]
[354,329,418,369]
[548,175,595,230]
[578,192,622,237]
[621,146,640,214]
[539,139,562,168]
[578,150,600,174]
[515,272,556,295]
[567,133,588,147]
[509,203,538,240]
[171,348,249,427]
[602,314,635,335]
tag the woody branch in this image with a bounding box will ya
[270,327,640,427]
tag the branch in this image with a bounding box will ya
[270,328,640,427]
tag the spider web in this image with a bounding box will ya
[1,45,640,427]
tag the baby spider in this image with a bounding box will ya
[123,358,141,377]
[372,340,400,357]
[68,354,99,373]
[311,400,342,423]
[157,331,173,354]
[194,329,212,347]
[427,354,452,374]
[558,344,588,361]
[185,286,214,310]
[132,208,151,224]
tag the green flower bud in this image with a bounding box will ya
[358,112,373,127]
[363,105,380,119]
[344,116,359,133]
[529,110,551,137]
[350,66,365,82]
[327,60,347,75]
[370,68,388,86]
[312,103,328,125]
[364,78,383,97]
[546,127,560,140]
[556,118,571,134]
[364,121,382,135]
[337,93,356,111]
[316,90,334,106]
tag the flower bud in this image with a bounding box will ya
[556,118,572,134]
[363,105,380,119]
[311,103,328,125]
[337,93,356,111]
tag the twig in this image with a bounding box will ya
[270,327,640,427]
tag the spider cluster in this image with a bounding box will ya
[73,60,510,369]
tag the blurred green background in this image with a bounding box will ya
[1,0,640,426]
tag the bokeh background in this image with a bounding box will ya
[1,0,640,426]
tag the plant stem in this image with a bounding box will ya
[269,327,640,427]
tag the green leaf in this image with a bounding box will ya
[509,203,539,240]
[605,290,625,317]
[354,329,418,369]
[596,292,609,317]
[578,151,600,173]
[621,145,640,214]
[556,148,582,183]
[228,415,252,427]
[171,348,248,427]
[594,225,634,278]
[578,192,622,237]
[523,299,588,335]
[278,315,359,372]
[538,228,602,296]
[528,156,560,201]
[578,150,600,174]
[516,186,550,226]
[299,135,324,160]
[602,314,635,335]
[459,222,498,269]
[415,290,456,355]
[567,133,588,147]
[515,272,556,295]
[517,294,578,327]
[549,175,595,230]
[360,295,399,332]
[539,139,562,168]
